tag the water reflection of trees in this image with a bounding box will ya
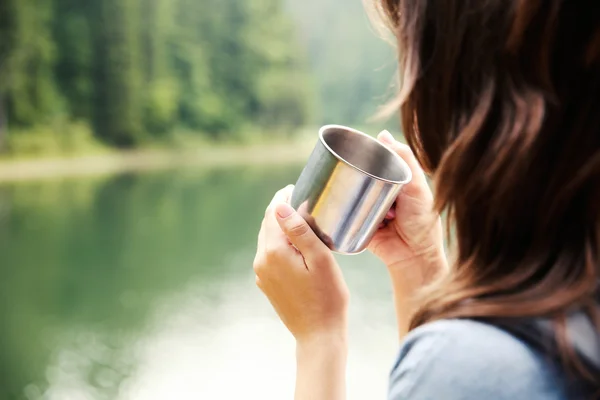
[0,164,301,399]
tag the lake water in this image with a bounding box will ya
[0,165,398,400]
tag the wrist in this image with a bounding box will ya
[387,245,448,290]
[296,329,348,358]
[388,244,447,273]
[294,329,348,400]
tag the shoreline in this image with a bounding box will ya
[0,141,314,183]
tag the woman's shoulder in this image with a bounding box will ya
[388,319,570,400]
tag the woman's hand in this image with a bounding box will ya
[253,185,350,343]
[254,185,349,400]
[368,131,448,339]
[368,130,447,274]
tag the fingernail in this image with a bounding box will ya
[379,130,395,144]
[385,208,396,220]
[275,203,294,219]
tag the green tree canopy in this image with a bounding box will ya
[0,0,315,149]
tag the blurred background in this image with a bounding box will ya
[0,0,402,399]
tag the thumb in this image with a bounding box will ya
[274,203,329,262]
[377,130,431,201]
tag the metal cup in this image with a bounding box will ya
[291,125,412,255]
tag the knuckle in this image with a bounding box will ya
[287,221,310,237]
[341,287,351,304]
[312,252,331,266]
[265,244,284,263]
[253,256,265,276]
[255,275,263,289]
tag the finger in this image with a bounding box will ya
[377,130,432,201]
[377,129,395,144]
[264,194,296,263]
[265,185,295,214]
[378,130,427,184]
[385,206,397,220]
[263,185,295,251]
[264,188,290,233]
[254,219,267,275]
[274,203,330,267]
[257,217,267,253]
[282,185,294,203]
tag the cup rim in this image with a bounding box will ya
[318,124,413,185]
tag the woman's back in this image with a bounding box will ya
[389,319,599,400]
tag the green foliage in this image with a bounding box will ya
[0,0,316,153]
[0,0,396,154]
[143,78,180,135]
[92,0,143,146]
[244,0,316,132]
[5,120,105,157]
[4,0,62,126]
[0,0,17,92]
[256,70,315,131]
[52,0,94,121]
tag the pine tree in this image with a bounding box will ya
[2,0,61,127]
[0,0,17,148]
[91,0,143,146]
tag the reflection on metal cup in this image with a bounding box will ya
[291,125,412,255]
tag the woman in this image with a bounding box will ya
[253,1,600,399]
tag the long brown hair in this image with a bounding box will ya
[375,0,600,382]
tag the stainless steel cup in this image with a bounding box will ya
[291,125,412,255]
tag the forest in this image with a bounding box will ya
[0,0,394,155]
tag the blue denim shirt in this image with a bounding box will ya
[388,319,596,400]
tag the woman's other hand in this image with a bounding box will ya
[369,130,447,275]
[368,131,448,338]
[254,185,349,400]
[253,185,350,344]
